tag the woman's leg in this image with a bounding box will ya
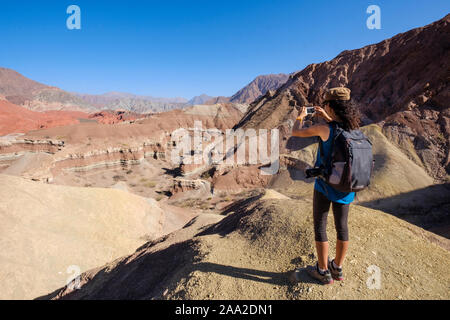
[315,242,329,271]
[335,240,349,267]
[313,189,331,270]
[331,202,350,267]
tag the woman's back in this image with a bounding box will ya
[314,122,355,204]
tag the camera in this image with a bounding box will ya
[305,166,325,179]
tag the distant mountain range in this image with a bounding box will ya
[72,92,189,114]
[73,92,188,106]
[204,74,290,105]
[0,67,289,114]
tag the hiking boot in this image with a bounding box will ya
[328,258,344,281]
[306,263,333,285]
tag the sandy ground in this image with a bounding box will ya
[0,174,197,299]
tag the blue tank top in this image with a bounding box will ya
[314,122,355,204]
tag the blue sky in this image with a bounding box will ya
[0,0,448,99]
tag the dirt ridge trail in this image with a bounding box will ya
[41,189,450,300]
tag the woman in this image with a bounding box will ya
[291,87,361,285]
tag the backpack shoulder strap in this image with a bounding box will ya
[322,121,346,170]
[331,121,344,134]
[319,137,324,163]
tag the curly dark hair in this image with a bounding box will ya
[326,99,361,131]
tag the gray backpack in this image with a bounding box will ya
[319,121,374,193]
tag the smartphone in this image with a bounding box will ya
[304,103,315,115]
[306,107,315,114]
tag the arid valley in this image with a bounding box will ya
[0,13,449,300]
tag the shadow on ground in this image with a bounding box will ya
[358,183,450,240]
[194,262,294,286]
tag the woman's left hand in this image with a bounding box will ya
[297,106,307,120]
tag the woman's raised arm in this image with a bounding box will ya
[291,106,330,141]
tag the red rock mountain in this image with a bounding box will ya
[0,68,94,112]
[234,14,450,181]
[0,68,48,101]
[0,98,89,135]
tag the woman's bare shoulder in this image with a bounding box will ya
[313,123,331,141]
